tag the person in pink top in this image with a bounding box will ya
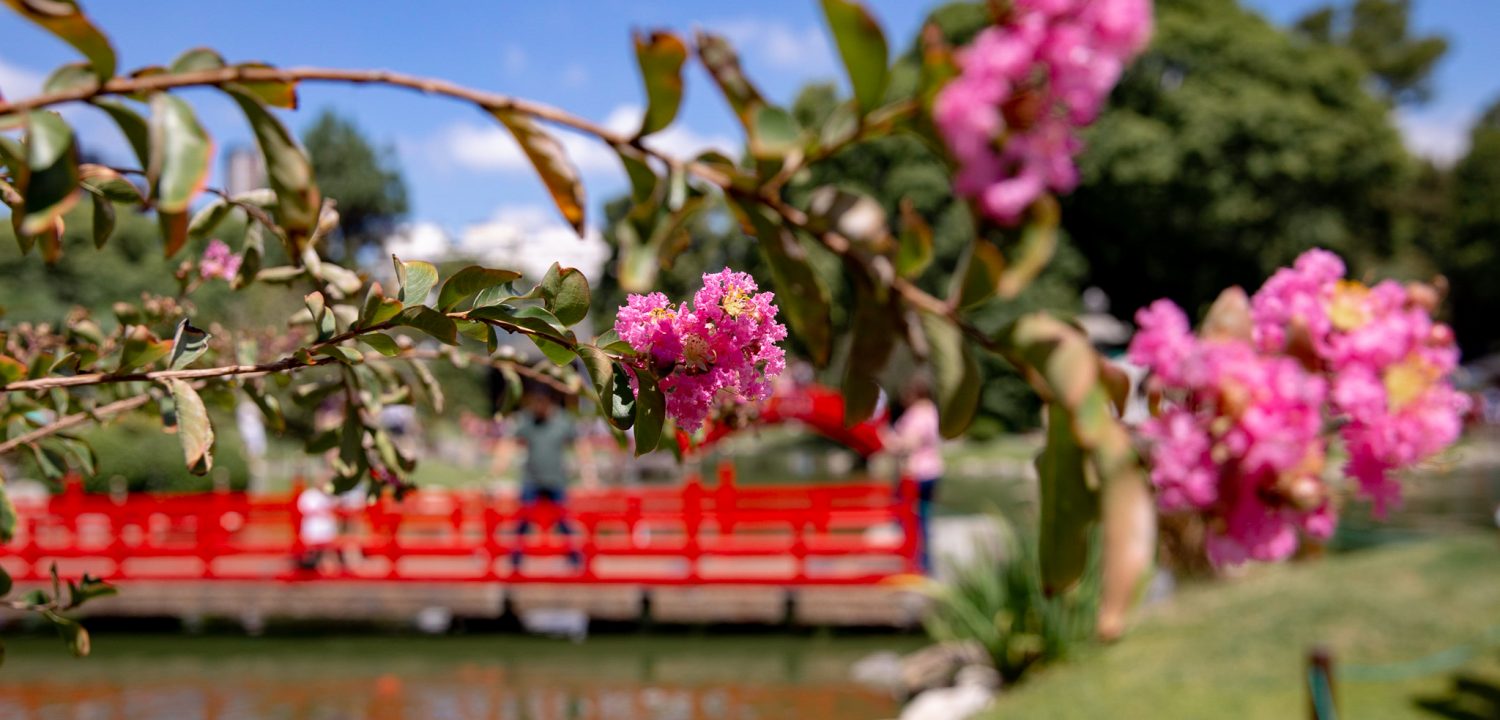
[882,376,944,573]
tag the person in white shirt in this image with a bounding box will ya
[296,484,338,573]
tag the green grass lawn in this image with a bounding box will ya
[985,534,1500,719]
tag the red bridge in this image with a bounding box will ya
[0,465,920,587]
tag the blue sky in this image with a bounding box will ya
[1,0,1496,247]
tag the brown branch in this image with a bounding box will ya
[0,394,151,455]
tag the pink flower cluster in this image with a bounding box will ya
[199,239,242,282]
[1251,249,1468,514]
[1131,301,1333,565]
[1129,249,1468,565]
[614,269,787,432]
[934,0,1152,223]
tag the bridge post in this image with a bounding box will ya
[684,474,703,582]
[715,461,737,536]
[288,476,305,579]
[897,475,920,574]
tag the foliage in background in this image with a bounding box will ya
[923,518,1101,685]
[1293,0,1449,107]
[302,110,409,263]
[1439,99,1500,357]
[1063,0,1416,320]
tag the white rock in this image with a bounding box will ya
[899,666,999,720]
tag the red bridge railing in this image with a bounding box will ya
[0,465,920,586]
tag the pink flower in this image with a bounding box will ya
[1136,248,1469,566]
[199,239,242,282]
[614,269,787,433]
[934,0,1152,224]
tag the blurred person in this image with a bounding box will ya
[296,483,339,573]
[493,383,597,571]
[880,375,944,574]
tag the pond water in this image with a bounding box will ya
[0,632,919,720]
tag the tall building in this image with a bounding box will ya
[223,145,266,197]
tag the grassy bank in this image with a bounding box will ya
[986,535,1500,719]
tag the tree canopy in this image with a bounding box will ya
[1062,0,1414,320]
[302,110,409,262]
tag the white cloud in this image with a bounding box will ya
[438,104,737,177]
[0,57,43,100]
[1396,110,1472,167]
[708,18,837,73]
[561,63,589,89]
[384,208,610,283]
[502,45,528,78]
[457,205,612,281]
[384,221,454,262]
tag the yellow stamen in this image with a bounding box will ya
[1383,355,1438,411]
[1328,280,1372,332]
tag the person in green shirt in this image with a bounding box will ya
[495,383,596,571]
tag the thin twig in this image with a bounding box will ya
[0,394,151,455]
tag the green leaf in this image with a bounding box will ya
[0,355,24,385]
[1036,402,1098,595]
[168,379,214,475]
[158,210,189,260]
[187,198,234,241]
[540,263,591,327]
[694,30,765,127]
[577,345,614,399]
[737,202,833,366]
[168,47,224,74]
[0,565,11,598]
[634,30,688,136]
[392,255,438,305]
[0,479,16,544]
[819,102,859,149]
[919,312,981,439]
[148,94,213,255]
[223,86,320,236]
[233,62,298,109]
[491,109,586,235]
[842,277,895,425]
[66,574,116,609]
[20,111,80,236]
[90,99,150,167]
[998,199,1059,299]
[42,61,97,94]
[302,291,331,342]
[168,318,211,369]
[79,163,145,203]
[437,265,522,312]
[394,305,458,346]
[632,367,665,455]
[606,366,636,426]
[1,0,116,81]
[46,612,90,657]
[318,345,362,364]
[116,326,170,372]
[358,333,400,357]
[748,104,801,160]
[820,0,889,113]
[896,199,933,278]
[89,191,114,249]
[615,144,658,210]
[954,240,1005,309]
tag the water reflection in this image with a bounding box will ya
[0,634,912,720]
